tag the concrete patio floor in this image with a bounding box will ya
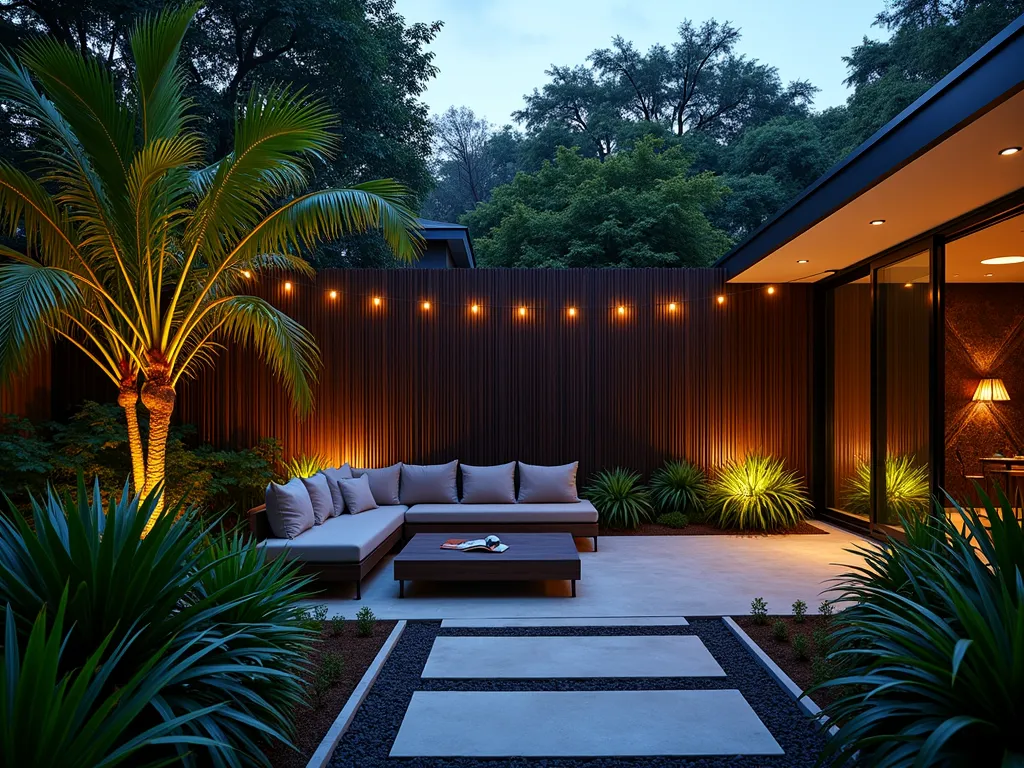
[313,521,873,620]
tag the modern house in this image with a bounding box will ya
[716,13,1024,535]
[415,218,477,268]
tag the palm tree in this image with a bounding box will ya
[0,6,422,524]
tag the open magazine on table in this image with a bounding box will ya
[440,534,509,553]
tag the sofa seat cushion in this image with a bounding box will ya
[260,505,407,563]
[404,501,597,524]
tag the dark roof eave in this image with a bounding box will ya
[714,13,1024,279]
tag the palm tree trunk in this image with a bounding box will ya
[141,378,175,532]
[117,380,146,495]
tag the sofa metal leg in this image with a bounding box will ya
[593,536,598,552]
[354,580,361,600]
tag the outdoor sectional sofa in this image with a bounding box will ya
[247,460,599,598]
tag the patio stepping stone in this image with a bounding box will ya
[440,616,688,628]
[389,689,784,757]
[421,634,725,678]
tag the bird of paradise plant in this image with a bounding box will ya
[0,5,422,528]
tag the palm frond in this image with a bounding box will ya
[130,3,198,142]
[0,260,81,377]
[198,295,321,415]
[0,162,82,270]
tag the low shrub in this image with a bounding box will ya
[311,652,344,707]
[812,492,1024,767]
[842,453,929,521]
[356,606,376,637]
[750,597,769,625]
[771,619,789,642]
[813,625,832,655]
[792,634,809,661]
[792,599,807,622]
[818,599,834,621]
[0,478,315,767]
[707,453,811,531]
[649,459,707,517]
[811,654,833,687]
[585,468,654,530]
[655,511,690,528]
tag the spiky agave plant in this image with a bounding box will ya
[285,452,330,478]
[585,467,654,529]
[707,453,811,531]
[842,454,929,520]
[649,459,707,517]
[0,5,422,526]
[812,489,1024,767]
[0,477,314,767]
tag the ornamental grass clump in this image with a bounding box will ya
[286,453,331,479]
[842,453,929,520]
[586,467,654,529]
[707,453,811,531]
[811,489,1024,767]
[0,477,314,767]
[649,459,707,517]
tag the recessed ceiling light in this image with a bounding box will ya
[998,146,1021,156]
[870,219,886,226]
[981,256,1024,265]
[984,273,994,277]
[797,259,809,264]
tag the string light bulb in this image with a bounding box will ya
[421,300,431,311]
[241,269,252,279]
[372,296,382,307]
[668,302,677,312]
[328,290,337,300]
[471,303,480,314]
[284,281,292,292]
[567,306,577,318]
[716,295,725,305]
[617,305,626,316]
[766,286,775,295]
[518,306,527,317]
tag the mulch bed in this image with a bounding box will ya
[734,615,841,707]
[600,520,828,536]
[267,619,398,768]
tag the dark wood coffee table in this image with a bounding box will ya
[392,533,581,597]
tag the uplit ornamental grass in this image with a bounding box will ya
[0,477,314,767]
[812,489,1024,767]
[586,467,654,529]
[285,452,331,478]
[707,453,811,531]
[649,459,707,518]
[843,453,929,520]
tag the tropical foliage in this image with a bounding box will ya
[649,459,707,517]
[0,5,422,525]
[707,453,811,531]
[842,453,930,521]
[813,491,1024,767]
[585,467,654,529]
[0,478,313,766]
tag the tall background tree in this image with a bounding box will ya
[0,5,422,520]
[0,0,440,266]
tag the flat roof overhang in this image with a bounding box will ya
[417,218,477,268]
[716,14,1024,284]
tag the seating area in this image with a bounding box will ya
[249,460,599,597]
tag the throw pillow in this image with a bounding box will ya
[264,478,315,539]
[300,473,334,525]
[320,464,353,516]
[338,474,379,515]
[352,463,402,505]
[400,461,459,505]
[517,461,579,503]
[460,462,516,504]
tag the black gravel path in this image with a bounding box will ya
[328,618,828,767]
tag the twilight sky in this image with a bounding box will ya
[394,0,888,126]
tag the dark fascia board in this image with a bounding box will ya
[715,13,1024,279]
[417,219,477,267]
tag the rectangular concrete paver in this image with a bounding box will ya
[440,616,689,628]
[421,635,725,678]
[390,689,783,757]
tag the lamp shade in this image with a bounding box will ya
[973,378,1010,402]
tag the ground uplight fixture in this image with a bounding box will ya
[870,219,886,226]
[981,256,1024,265]
[998,146,1021,156]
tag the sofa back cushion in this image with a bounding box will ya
[461,462,516,504]
[517,461,579,503]
[338,474,380,515]
[352,463,402,505]
[320,464,353,516]
[264,478,315,539]
[300,473,334,525]
[400,461,459,505]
